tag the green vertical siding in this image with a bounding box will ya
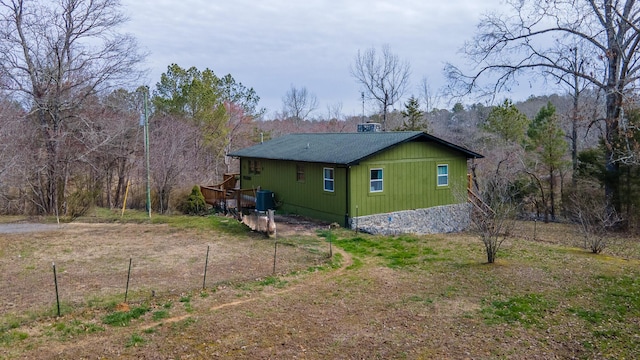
[239,140,470,224]
[348,141,468,217]
[239,158,347,224]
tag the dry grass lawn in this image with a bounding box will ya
[1,213,640,359]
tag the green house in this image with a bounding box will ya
[229,131,483,234]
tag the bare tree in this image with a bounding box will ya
[0,101,21,179]
[551,47,594,180]
[0,99,30,214]
[419,76,440,114]
[470,173,520,264]
[223,101,255,173]
[0,0,145,214]
[149,115,200,214]
[326,102,343,122]
[567,183,622,254]
[86,89,142,209]
[281,85,318,123]
[351,45,411,130]
[446,0,640,208]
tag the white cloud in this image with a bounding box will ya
[121,0,535,117]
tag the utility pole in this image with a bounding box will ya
[361,92,365,123]
[142,87,151,218]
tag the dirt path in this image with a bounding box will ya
[139,244,353,330]
[20,217,353,358]
[37,238,353,358]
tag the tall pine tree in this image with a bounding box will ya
[398,96,427,131]
[527,102,568,222]
[484,99,529,144]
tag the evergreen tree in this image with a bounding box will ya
[484,99,530,144]
[398,96,426,131]
[526,102,568,221]
[181,185,207,215]
[452,102,465,114]
[614,108,640,224]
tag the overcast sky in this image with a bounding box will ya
[120,0,541,118]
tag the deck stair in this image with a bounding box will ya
[466,174,494,216]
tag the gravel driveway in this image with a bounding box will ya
[0,223,61,233]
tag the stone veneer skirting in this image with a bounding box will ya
[350,203,471,235]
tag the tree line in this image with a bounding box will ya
[2,0,640,231]
[0,0,262,217]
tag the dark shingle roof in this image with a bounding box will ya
[228,131,483,165]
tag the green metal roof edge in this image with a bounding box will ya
[228,131,484,164]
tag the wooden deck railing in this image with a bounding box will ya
[199,173,257,217]
[234,188,258,210]
[200,173,238,206]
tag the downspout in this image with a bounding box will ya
[236,157,243,219]
[238,157,243,186]
[345,165,350,228]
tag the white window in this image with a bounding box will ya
[437,164,449,186]
[323,168,334,192]
[370,168,383,192]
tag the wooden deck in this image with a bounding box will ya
[200,173,257,216]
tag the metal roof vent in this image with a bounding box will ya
[357,123,382,132]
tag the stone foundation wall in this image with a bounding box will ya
[350,203,471,235]
[241,209,276,237]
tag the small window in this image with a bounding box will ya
[370,168,383,192]
[323,168,334,192]
[437,164,449,186]
[296,164,305,182]
[249,160,262,175]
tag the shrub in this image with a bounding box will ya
[66,189,97,219]
[566,186,622,254]
[178,186,207,215]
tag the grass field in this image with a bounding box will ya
[1,210,639,359]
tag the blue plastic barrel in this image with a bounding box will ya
[256,190,274,211]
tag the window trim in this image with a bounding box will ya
[323,167,334,192]
[369,168,383,193]
[249,159,262,175]
[296,163,305,182]
[437,164,449,187]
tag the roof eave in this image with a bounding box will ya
[228,131,484,162]
[419,133,484,159]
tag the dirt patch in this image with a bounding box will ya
[2,219,639,359]
[0,220,331,316]
[273,214,331,237]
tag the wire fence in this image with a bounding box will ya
[1,225,332,317]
